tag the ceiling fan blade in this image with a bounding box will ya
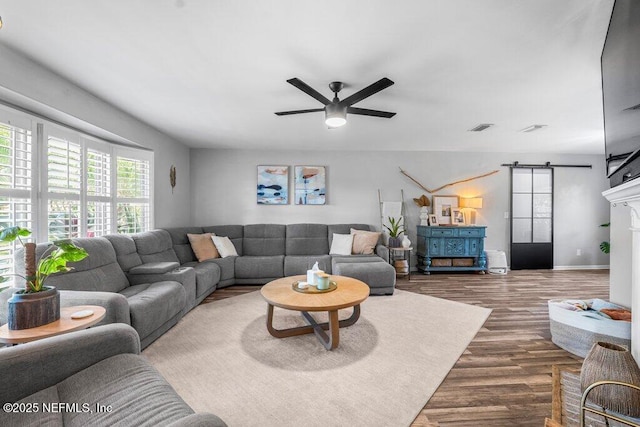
[286,78,331,105]
[275,108,325,116]
[347,107,396,118]
[339,77,394,107]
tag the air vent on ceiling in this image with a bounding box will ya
[521,124,547,132]
[469,124,493,132]
[624,103,640,111]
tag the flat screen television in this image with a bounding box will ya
[602,0,640,187]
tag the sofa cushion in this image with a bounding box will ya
[350,228,382,255]
[190,262,220,297]
[37,237,130,293]
[56,354,195,427]
[202,225,244,256]
[286,224,329,255]
[119,282,185,340]
[187,232,219,261]
[212,236,239,258]
[103,234,142,272]
[132,230,180,264]
[329,234,353,255]
[243,224,286,256]
[164,226,205,264]
[235,255,284,279]
[202,257,236,282]
[331,255,384,272]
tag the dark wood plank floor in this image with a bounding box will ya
[204,269,610,426]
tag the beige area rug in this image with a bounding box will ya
[143,289,491,427]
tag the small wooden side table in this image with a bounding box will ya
[388,247,412,280]
[0,305,106,345]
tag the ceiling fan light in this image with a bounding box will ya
[325,104,347,128]
[325,116,347,127]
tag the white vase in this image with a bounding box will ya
[419,206,429,226]
[401,235,411,249]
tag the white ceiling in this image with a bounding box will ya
[0,0,614,153]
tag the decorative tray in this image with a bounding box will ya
[292,281,337,294]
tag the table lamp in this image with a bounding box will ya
[459,197,483,225]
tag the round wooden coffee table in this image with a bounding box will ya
[261,275,369,350]
[0,305,106,345]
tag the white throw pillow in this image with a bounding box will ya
[329,233,354,255]
[212,236,239,258]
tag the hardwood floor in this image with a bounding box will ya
[204,269,610,426]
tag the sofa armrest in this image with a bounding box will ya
[0,324,140,404]
[129,262,181,275]
[375,244,390,263]
[59,290,130,326]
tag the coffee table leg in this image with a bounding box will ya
[301,310,338,350]
[266,304,316,338]
[267,304,362,350]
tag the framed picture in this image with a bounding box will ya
[432,195,459,225]
[257,166,288,204]
[294,166,326,205]
[428,214,439,226]
[451,208,465,225]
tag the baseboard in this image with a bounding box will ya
[553,265,610,270]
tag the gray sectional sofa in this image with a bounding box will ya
[0,223,395,350]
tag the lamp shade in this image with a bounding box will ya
[580,341,640,417]
[460,197,483,209]
[325,104,347,128]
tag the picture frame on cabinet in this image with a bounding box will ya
[452,208,465,225]
[428,214,439,226]
[432,195,459,225]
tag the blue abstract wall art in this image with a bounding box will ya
[257,166,288,204]
[294,166,326,205]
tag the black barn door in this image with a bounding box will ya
[510,167,553,269]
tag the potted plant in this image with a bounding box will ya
[0,226,88,330]
[384,216,406,248]
[599,222,610,254]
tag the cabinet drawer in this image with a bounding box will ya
[429,229,455,237]
[458,228,483,237]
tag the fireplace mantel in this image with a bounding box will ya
[603,178,640,363]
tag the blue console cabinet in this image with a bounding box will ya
[416,225,487,274]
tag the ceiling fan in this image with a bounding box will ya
[275,77,396,128]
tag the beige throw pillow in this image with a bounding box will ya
[187,233,219,262]
[350,228,381,255]
[212,235,239,258]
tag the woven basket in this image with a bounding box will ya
[548,300,631,358]
[580,342,640,418]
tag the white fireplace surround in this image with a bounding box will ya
[603,178,640,363]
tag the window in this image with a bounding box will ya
[0,118,33,279]
[86,147,112,237]
[0,106,154,279]
[47,134,81,241]
[116,152,152,234]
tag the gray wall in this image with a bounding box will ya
[609,204,632,305]
[191,149,610,268]
[0,44,191,228]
